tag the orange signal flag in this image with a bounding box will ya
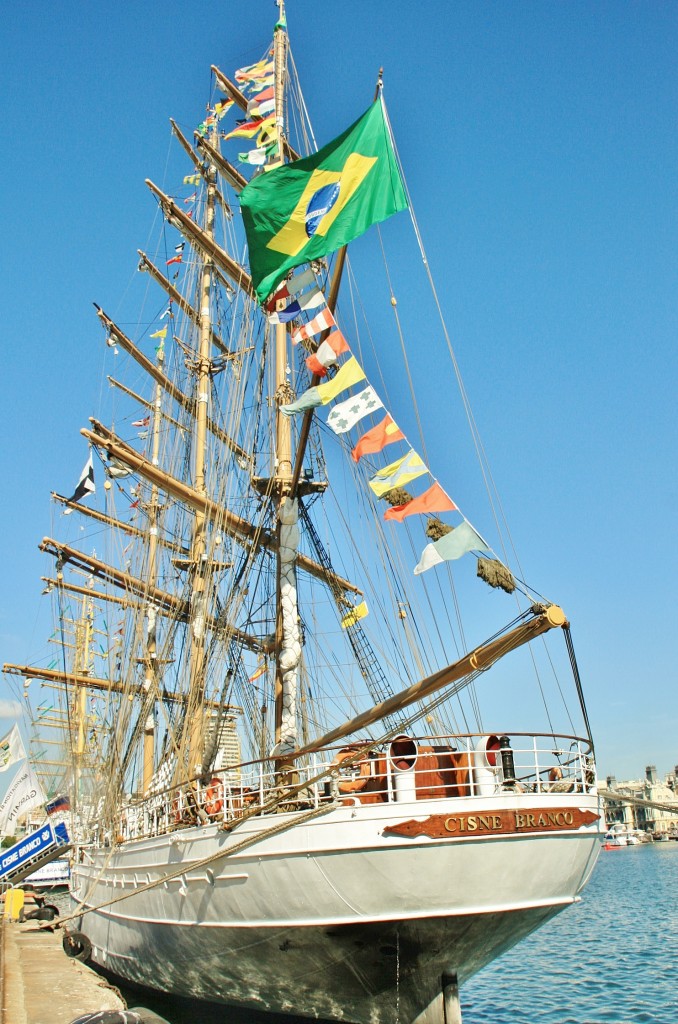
[351,415,404,463]
[383,481,457,522]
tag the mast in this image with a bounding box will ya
[141,356,164,793]
[184,125,217,775]
[72,584,95,816]
[270,0,300,761]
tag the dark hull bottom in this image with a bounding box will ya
[84,904,567,1024]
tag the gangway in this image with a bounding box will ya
[0,822,70,890]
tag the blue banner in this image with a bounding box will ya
[0,823,60,879]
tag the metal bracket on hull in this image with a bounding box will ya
[442,974,462,1024]
[412,972,463,1024]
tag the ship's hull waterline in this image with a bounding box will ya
[71,792,602,1024]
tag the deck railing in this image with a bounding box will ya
[109,732,596,844]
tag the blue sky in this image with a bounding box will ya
[0,1,676,781]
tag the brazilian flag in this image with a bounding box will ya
[240,98,408,303]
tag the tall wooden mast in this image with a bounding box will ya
[186,105,220,777]
[271,0,299,759]
[141,360,164,793]
[72,585,94,816]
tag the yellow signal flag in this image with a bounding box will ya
[341,601,369,629]
[316,357,366,405]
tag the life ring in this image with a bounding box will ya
[204,778,224,818]
[332,748,372,794]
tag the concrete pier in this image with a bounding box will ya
[1,917,126,1024]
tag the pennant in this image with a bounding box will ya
[45,793,70,815]
[64,453,95,511]
[384,482,457,522]
[242,80,275,101]
[240,97,408,303]
[174,242,185,252]
[150,327,168,339]
[160,305,173,318]
[0,726,26,774]
[107,457,134,480]
[132,416,150,428]
[368,449,427,498]
[280,357,365,416]
[265,267,317,311]
[341,601,369,629]
[224,116,275,141]
[280,389,322,416]
[327,386,383,434]
[256,119,278,149]
[249,86,274,105]
[238,146,272,167]
[242,70,274,88]
[267,286,325,324]
[249,660,267,682]
[235,58,274,83]
[247,98,276,120]
[183,174,201,186]
[183,193,197,204]
[305,330,349,376]
[0,763,47,836]
[315,356,365,404]
[214,98,234,119]
[414,521,491,575]
[291,308,336,344]
[351,414,404,463]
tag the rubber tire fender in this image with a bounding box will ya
[62,930,92,962]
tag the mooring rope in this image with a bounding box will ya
[52,801,337,932]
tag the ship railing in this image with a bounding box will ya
[109,732,596,842]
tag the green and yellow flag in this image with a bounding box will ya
[240,98,408,303]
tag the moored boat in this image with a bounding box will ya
[3,5,602,1022]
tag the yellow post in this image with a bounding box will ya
[3,888,25,921]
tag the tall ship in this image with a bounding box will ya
[3,6,602,1022]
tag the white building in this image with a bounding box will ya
[605,765,678,836]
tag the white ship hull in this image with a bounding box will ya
[71,791,601,1023]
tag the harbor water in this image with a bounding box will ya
[110,842,678,1024]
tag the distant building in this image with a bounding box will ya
[605,765,678,836]
[204,712,242,780]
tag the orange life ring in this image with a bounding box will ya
[332,748,372,794]
[204,778,224,817]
